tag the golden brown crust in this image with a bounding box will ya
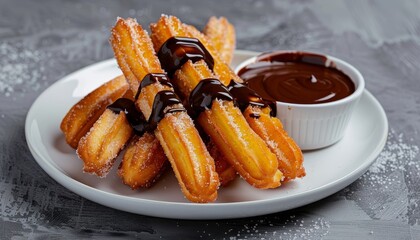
[111,17,219,203]
[150,15,186,54]
[244,107,305,181]
[181,23,242,85]
[203,16,236,64]
[60,75,128,148]
[207,140,237,186]
[197,99,282,188]
[111,18,163,93]
[170,59,216,99]
[77,109,133,177]
[119,133,168,189]
[150,16,241,85]
[155,111,218,201]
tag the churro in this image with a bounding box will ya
[119,133,168,189]
[207,140,237,186]
[60,75,128,149]
[77,107,133,177]
[203,16,235,64]
[226,80,305,181]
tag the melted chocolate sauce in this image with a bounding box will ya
[259,52,330,67]
[238,52,355,104]
[107,98,148,135]
[108,73,185,135]
[157,37,214,77]
[148,90,186,130]
[135,73,173,100]
[189,78,233,117]
[227,80,276,117]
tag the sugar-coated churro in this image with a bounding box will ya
[226,80,306,181]
[61,75,129,149]
[119,133,168,189]
[77,107,133,177]
[203,16,235,65]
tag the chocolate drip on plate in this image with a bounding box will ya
[157,37,214,77]
[189,78,233,117]
[107,98,148,136]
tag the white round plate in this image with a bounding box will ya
[25,50,388,219]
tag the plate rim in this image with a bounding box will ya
[25,50,388,219]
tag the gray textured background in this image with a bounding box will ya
[1,0,420,239]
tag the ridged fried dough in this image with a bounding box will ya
[60,75,128,148]
[203,16,235,64]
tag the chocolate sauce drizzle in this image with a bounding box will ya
[108,73,185,136]
[107,98,148,135]
[135,73,173,100]
[227,80,277,117]
[148,90,186,130]
[157,37,214,77]
[188,79,233,117]
[156,37,272,119]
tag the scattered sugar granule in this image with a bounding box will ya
[369,130,419,174]
[222,215,329,240]
[0,42,45,97]
[340,129,420,223]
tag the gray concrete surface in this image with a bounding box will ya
[1,0,419,239]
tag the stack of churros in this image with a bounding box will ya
[60,15,305,203]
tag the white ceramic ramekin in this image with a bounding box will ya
[235,51,365,150]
